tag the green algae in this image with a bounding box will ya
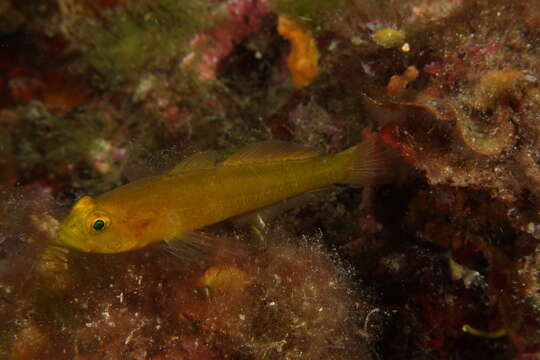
[272,0,345,31]
[1,105,108,175]
[372,28,406,48]
[79,0,215,87]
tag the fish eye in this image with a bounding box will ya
[93,219,106,231]
[86,211,111,234]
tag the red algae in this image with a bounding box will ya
[183,0,271,81]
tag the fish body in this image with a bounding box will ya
[58,141,383,253]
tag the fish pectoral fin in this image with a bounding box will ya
[221,141,320,166]
[164,231,249,265]
[164,232,212,261]
[168,151,218,175]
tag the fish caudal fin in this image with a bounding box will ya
[338,138,388,186]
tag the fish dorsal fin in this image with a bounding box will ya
[168,151,217,175]
[221,141,320,166]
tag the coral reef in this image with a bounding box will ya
[1,0,540,359]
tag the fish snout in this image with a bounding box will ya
[57,225,91,252]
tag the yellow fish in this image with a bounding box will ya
[57,141,384,253]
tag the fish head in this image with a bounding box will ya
[57,195,135,253]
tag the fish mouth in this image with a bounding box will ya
[56,227,92,253]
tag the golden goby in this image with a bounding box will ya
[57,140,384,253]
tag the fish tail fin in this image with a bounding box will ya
[338,137,389,186]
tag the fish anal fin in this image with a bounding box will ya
[168,151,217,175]
[232,190,328,231]
[222,141,320,166]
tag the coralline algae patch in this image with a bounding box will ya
[0,230,373,359]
